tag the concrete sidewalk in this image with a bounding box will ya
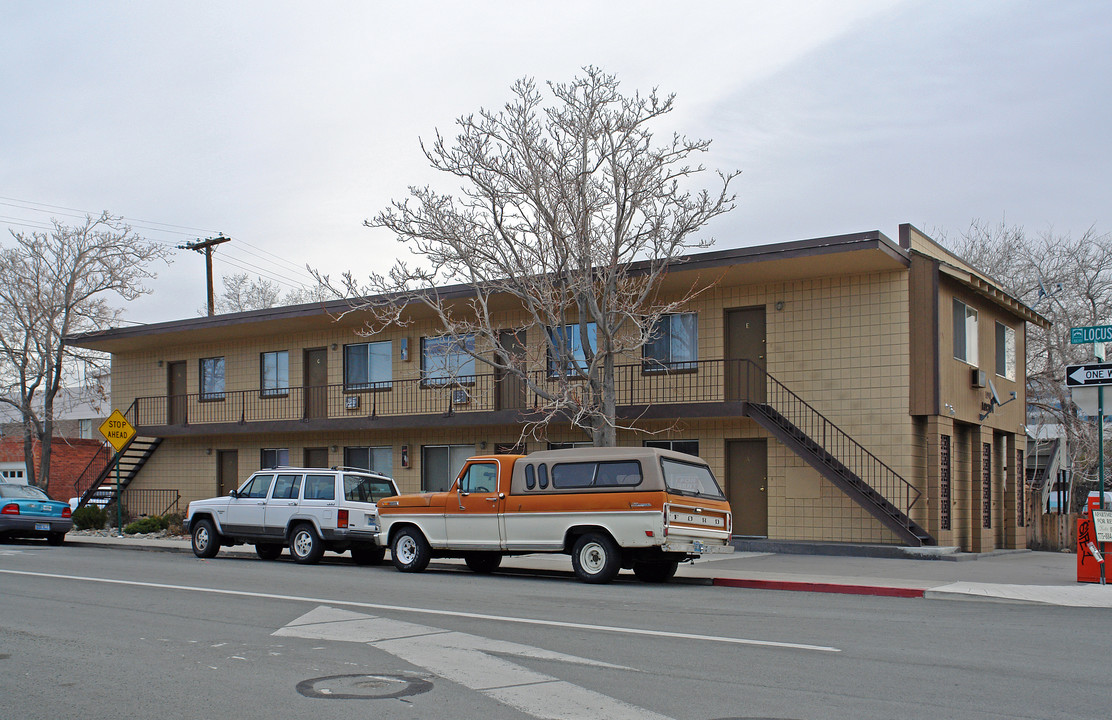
[64,532,1112,608]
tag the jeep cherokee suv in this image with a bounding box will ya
[184,467,398,564]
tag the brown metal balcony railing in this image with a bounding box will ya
[132,359,739,427]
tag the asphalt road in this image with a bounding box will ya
[0,541,1104,720]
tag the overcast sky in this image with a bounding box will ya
[2,0,1109,325]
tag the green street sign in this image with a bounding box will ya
[1070,325,1112,344]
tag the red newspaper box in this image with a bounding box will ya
[1078,494,1107,583]
[1077,517,1102,583]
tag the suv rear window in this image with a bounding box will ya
[344,474,396,503]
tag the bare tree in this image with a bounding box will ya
[208,273,339,314]
[324,68,737,446]
[0,213,169,488]
[941,219,1112,508]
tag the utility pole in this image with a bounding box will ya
[178,235,231,316]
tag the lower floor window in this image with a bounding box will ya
[261,448,289,469]
[422,444,473,492]
[644,439,700,457]
[344,446,393,476]
[547,441,592,450]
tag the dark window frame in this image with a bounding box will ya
[259,350,290,398]
[642,312,699,374]
[420,335,477,388]
[199,356,226,402]
[343,340,394,392]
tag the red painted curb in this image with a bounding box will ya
[712,577,926,598]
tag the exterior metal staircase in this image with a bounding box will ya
[73,402,163,509]
[737,360,934,546]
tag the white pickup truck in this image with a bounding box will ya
[376,447,734,583]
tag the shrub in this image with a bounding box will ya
[104,500,131,528]
[123,516,165,535]
[72,505,107,531]
[162,512,184,535]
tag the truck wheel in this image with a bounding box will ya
[391,527,431,573]
[191,518,220,559]
[351,544,386,566]
[632,558,679,583]
[255,543,283,560]
[464,552,502,574]
[571,533,621,584]
[290,524,325,564]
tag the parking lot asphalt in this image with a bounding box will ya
[58,532,1112,608]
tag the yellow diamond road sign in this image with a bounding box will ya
[99,409,136,453]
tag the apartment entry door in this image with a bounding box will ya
[495,329,526,411]
[304,447,329,468]
[303,348,328,419]
[216,450,238,496]
[724,307,766,403]
[167,361,188,425]
[727,439,768,537]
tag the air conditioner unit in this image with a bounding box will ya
[452,389,470,405]
[972,369,987,388]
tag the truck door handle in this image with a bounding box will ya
[485,496,499,502]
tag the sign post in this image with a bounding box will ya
[1070,327,1111,584]
[98,409,137,537]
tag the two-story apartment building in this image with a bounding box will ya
[70,224,1047,552]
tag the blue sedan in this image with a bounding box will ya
[0,483,73,545]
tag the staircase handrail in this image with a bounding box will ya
[740,359,922,518]
[73,399,139,507]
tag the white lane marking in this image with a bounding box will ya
[277,606,669,720]
[0,568,839,653]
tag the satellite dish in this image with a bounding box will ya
[988,379,1003,407]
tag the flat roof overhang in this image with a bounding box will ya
[70,230,910,354]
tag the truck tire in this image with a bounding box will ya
[351,544,386,566]
[464,552,502,574]
[571,532,621,584]
[632,558,679,583]
[191,518,220,559]
[391,527,431,573]
[290,523,325,564]
[255,543,283,560]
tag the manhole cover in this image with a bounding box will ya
[296,673,432,700]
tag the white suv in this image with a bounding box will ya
[184,467,399,565]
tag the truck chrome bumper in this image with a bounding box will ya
[661,541,734,554]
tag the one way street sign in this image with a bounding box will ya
[1066,363,1112,387]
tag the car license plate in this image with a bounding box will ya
[35,522,50,531]
[693,540,705,552]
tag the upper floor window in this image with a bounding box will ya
[260,350,289,397]
[643,313,698,371]
[952,299,978,365]
[421,335,475,385]
[200,357,225,401]
[345,341,392,390]
[996,322,1016,381]
[548,322,596,375]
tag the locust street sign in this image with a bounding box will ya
[1066,363,1112,388]
[1070,325,1112,344]
[98,409,136,453]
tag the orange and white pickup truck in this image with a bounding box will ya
[376,446,733,583]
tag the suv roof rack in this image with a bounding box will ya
[330,465,391,476]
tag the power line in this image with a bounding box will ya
[0,195,220,234]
